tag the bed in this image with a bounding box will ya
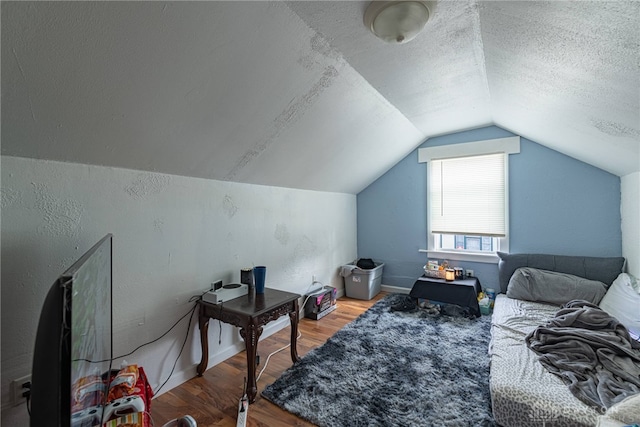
[489,252,640,427]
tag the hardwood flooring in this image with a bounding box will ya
[150,292,386,427]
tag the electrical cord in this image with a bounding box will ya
[73,291,207,364]
[299,280,324,317]
[70,283,327,398]
[255,280,326,384]
[25,388,32,416]
[255,330,303,383]
[115,304,197,363]
[218,300,223,345]
[57,291,207,422]
[154,301,198,395]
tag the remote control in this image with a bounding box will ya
[71,405,103,427]
[235,378,248,427]
[103,395,145,421]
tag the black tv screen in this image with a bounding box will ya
[30,234,113,427]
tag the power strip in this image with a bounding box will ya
[236,378,248,427]
[202,283,248,304]
[236,397,247,427]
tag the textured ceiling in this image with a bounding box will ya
[2,1,639,194]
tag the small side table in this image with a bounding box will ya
[197,288,301,403]
[409,276,482,317]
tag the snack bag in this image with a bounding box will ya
[71,375,106,413]
[107,365,139,402]
[103,411,146,427]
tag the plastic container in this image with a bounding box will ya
[479,297,492,315]
[343,261,384,300]
[479,303,492,315]
[485,288,496,309]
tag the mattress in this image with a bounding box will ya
[489,294,600,427]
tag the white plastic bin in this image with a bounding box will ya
[343,261,384,300]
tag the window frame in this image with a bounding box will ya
[418,136,520,264]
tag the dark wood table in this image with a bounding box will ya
[409,276,482,317]
[196,288,301,403]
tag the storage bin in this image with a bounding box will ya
[343,261,384,300]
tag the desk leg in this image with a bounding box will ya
[196,312,210,376]
[289,300,300,363]
[240,322,262,403]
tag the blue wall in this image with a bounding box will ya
[357,126,622,290]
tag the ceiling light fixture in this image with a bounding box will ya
[364,1,436,44]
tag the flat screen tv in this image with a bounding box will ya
[30,234,113,427]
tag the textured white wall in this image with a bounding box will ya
[621,172,640,277]
[0,156,356,420]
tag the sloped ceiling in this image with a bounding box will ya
[2,1,639,194]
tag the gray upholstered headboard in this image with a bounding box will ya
[497,252,625,294]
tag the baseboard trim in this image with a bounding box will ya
[381,284,411,294]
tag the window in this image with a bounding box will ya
[418,137,520,263]
[440,234,495,252]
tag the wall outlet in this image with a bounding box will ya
[466,269,474,277]
[11,374,31,406]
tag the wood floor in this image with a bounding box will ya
[150,292,386,427]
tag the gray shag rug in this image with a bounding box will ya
[262,293,495,427]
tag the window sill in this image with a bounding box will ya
[419,249,499,264]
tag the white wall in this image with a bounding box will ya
[621,171,640,277]
[1,156,356,422]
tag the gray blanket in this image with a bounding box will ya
[526,300,640,411]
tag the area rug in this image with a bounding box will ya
[262,293,495,427]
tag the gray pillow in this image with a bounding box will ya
[506,267,608,305]
[496,251,625,294]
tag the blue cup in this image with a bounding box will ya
[253,266,266,294]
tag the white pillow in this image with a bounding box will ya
[599,273,640,334]
[603,392,640,425]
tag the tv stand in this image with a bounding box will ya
[196,288,301,403]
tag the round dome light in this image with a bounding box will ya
[364,1,436,44]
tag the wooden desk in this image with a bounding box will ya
[196,288,301,403]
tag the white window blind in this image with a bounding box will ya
[429,153,506,237]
